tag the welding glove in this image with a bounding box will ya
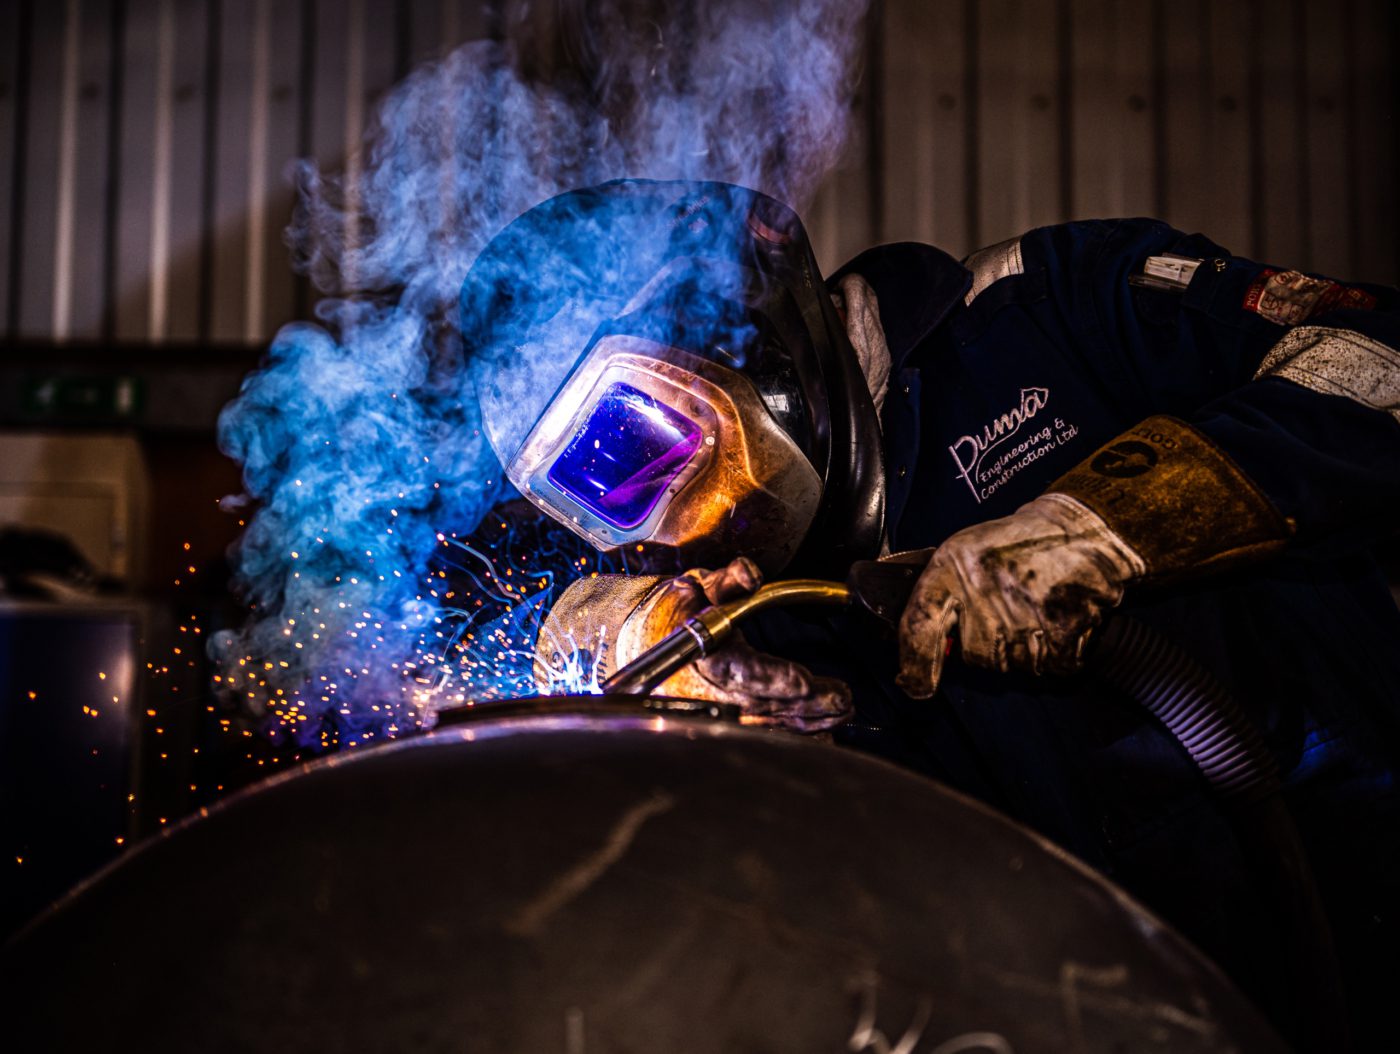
[537,557,852,732]
[895,494,1145,698]
[897,416,1293,698]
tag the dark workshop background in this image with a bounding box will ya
[0,0,1397,931]
[3,0,1397,353]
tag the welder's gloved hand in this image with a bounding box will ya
[537,557,852,733]
[898,414,1296,698]
[896,494,1147,699]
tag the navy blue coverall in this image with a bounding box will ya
[745,218,1400,1040]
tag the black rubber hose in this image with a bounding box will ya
[1094,616,1349,1053]
[1094,617,1280,801]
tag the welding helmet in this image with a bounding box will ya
[462,180,884,576]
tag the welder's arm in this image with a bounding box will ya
[895,418,1290,696]
[1076,219,1400,557]
[536,558,851,732]
[899,220,1400,697]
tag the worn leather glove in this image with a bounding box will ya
[537,557,852,732]
[896,493,1146,698]
[898,415,1294,698]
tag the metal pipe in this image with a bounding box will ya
[601,570,1343,1050]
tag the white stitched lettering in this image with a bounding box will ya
[949,387,1057,501]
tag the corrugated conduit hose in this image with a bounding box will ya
[1094,616,1347,1053]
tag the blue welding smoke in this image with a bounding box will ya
[212,0,870,746]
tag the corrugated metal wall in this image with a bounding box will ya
[868,0,1399,283]
[2,0,1396,347]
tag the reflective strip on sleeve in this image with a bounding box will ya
[962,237,1024,306]
[1253,326,1400,425]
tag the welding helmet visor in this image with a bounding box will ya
[463,180,883,575]
[506,329,821,573]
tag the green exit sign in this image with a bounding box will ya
[22,375,144,420]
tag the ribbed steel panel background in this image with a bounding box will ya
[1,0,1395,345]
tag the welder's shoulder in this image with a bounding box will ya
[829,222,1212,351]
[831,241,970,362]
[964,218,1215,295]
[832,242,966,311]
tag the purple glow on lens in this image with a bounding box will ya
[547,383,703,530]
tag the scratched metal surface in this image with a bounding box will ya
[1,705,1283,1052]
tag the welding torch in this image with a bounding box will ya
[600,557,925,696]
[600,555,1280,801]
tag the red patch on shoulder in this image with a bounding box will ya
[1243,269,1377,325]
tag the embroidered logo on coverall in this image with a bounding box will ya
[950,387,1079,503]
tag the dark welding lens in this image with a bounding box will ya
[547,383,704,530]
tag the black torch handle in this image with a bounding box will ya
[843,553,932,629]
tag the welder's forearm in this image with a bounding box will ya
[1046,415,1293,583]
[1211,321,1400,547]
[1074,217,1400,564]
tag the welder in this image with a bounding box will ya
[462,180,1400,1045]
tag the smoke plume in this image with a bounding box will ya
[213,0,871,746]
